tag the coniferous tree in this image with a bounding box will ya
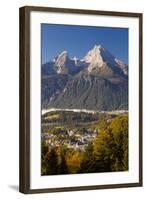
[79,142,97,173]
[58,152,68,174]
[45,148,58,175]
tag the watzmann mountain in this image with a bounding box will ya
[41,44,128,111]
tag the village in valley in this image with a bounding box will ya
[42,126,98,151]
[41,109,127,151]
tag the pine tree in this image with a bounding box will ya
[45,148,58,175]
[58,152,68,174]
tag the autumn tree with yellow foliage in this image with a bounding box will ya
[80,115,128,173]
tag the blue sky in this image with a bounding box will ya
[41,24,128,65]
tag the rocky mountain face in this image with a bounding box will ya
[41,44,128,111]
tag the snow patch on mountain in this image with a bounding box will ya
[55,51,68,63]
[84,45,105,72]
[115,58,128,75]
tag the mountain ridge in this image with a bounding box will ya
[41,44,128,111]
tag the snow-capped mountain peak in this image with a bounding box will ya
[54,51,69,74]
[93,44,103,50]
[60,50,68,55]
[43,44,128,77]
[55,51,68,64]
[84,44,105,71]
[83,44,128,76]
